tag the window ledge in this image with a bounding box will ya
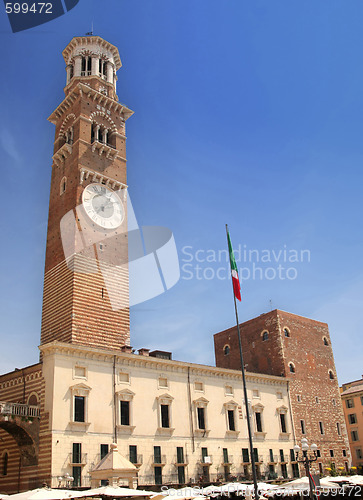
[157,427,175,436]
[254,431,267,439]
[69,421,91,428]
[279,432,291,440]
[91,140,119,158]
[194,429,210,438]
[226,430,240,438]
[117,425,135,434]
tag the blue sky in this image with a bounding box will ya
[0,1,362,384]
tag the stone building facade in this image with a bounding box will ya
[214,309,351,474]
[341,377,363,472]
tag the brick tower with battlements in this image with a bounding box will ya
[214,310,351,472]
[40,36,133,351]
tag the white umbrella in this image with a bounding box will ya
[346,475,363,485]
[7,489,84,500]
[78,487,154,498]
[151,488,206,500]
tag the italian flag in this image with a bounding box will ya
[227,230,241,301]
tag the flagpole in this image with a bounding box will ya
[225,224,259,500]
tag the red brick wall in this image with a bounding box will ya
[214,310,351,470]
[40,82,131,351]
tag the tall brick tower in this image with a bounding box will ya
[214,310,351,472]
[41,36,133,351]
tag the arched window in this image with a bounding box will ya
[328,370,334,380]
[283,328,290,338]
[28,394,39,406]
[262,331,269,341]
[224,345,230,356]
[60,177,67,195]
[3,452,8,476]
[81,56,91,76]
[323,337,329,346]
[288,362,295,373]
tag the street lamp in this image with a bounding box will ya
[57,473,74,489]
[294,438,318,500]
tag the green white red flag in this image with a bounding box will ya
[227,229,241,301]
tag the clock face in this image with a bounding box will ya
[82,183,124,229]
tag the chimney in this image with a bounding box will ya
[120,345,133,354]
[138,348,150,356]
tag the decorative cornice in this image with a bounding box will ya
[48,83,133,124]
[62,36,122,69]
[39,341,289,387]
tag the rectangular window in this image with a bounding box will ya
[72,443,81,464]
[255,412,263,432]
[72,466,82,487]
[300,420,306,434]
[290,449,295,461]
[242,448,249,463]
[356,449,363,460]
[195,382,204,391]
[74,396,85,422]
[201,447,208,460]
[281,463,288,479]
[319,421,324,435]
[177,447,184,464]
[280,449,285,462]
[280,413,287,433]
[269,449,274,462]
[330,450,334,458]
[177,465,185,485]
[223,448,229,463]
[351,430,359,441]
[348,414,357,424]
[100,444,109,460]
[129,445,137,464]
[253,448,259,463]
[292,463,300,478]
[316,449,321,458]
[197,407,206,430]
[154,466,162,485]
[346,399,354,408]
[161,404,170,428]
[297,395,302,402]
[154,446,162,464]
[228,409,235,431]
[337,423,341,435]
[343,449,347,457]
[120,400,130,426]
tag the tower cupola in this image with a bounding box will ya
[62,35,122,100]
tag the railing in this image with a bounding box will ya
[279,454,288,463]
[91,138,116,150]
[152,454,167,465]
[200,455,213,464]
[173,455,189,465]
[0,401,40,418]
[268,454,278,463]
[68,452,88,465]
[222,455,233,464]
[127,454,143,465]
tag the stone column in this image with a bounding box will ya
[66,65,72,85]
[107,63,114,84]
[91,56,98,76]
[74,56,82,77]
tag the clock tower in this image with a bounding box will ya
[40,36,133,351]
